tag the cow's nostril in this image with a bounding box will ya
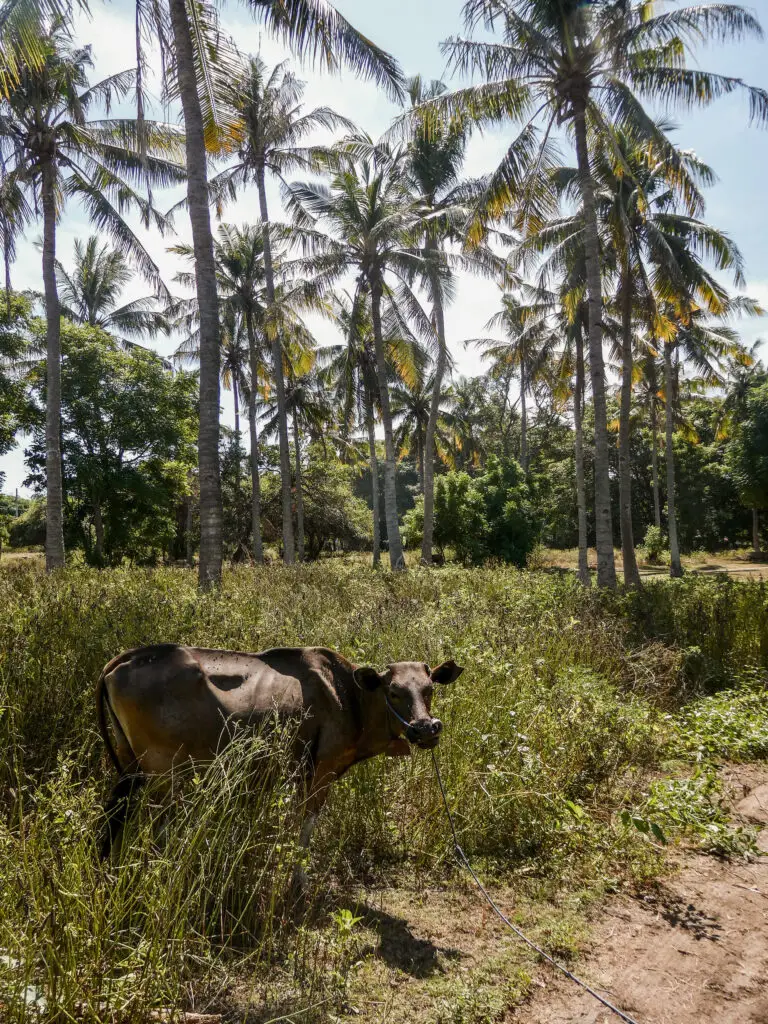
[432,719,443,735]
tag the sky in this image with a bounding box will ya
[2,0,768,495]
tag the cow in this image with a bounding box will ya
[96,643,464,865]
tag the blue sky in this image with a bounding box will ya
[3,0,768,495]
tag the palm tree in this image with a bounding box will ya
[286,139,429,570]
[56,236,170,340]
[404,75,469,563]
[421,0,767,587]
[204,56,355,564]
[391,372,448,490]
[172,222,323,562]
[174,304,250,552]
[0,154,31,300]
[261,370,330,561]
[472,288,558,474]
[323,288,383,564]
[159,0,404,583]
[660,296,758,576]
[633,351,665,533]
[543,130,720,585]
[0,26,184,571]
[443,376,487,472]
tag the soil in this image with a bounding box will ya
[513,765,768,1024]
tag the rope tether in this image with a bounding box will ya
[430,750,641,1024]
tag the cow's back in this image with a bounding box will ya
[102,643,321,770]
[102,644,334,775]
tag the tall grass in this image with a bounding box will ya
[0,562,766,1019]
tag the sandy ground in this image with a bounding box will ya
[514,766,768,1024]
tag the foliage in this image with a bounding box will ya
[262,446,372,558]
[674,681,768,763]
[24,323,198,565]
[641,525,667,566]
[7,497,45,547]
[0,292,35,457]
[727,380,768,513]
[405,457,539,566]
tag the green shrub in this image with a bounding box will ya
[640,525,668,565]
[402,457,539,566]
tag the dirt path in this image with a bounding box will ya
[514,766,768,1024]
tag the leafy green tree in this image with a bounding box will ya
[404,456,538,566]
[727,381,768,553]
[260,444,372,560]
[8,497,46,547]
[0,26,184,571]
[25,323,197,565]
[0,290,35,457]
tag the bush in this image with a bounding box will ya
[640,525,668,565]
[7,498,46,548]
[403,457,539,566]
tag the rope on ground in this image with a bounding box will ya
[430,750,641,1024]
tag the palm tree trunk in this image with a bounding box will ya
[416,430,424,493]
[186,485,194,567]
[421,250,447,565]
[245,311,263,563]
[168,0,222,589]
[753,507,760,554]
[292,414,305,562]
[574,324,590,587]
[573,103,616,589]
[255,164,294,564]
[41,158,65,571]
[650,372,662,530]
[663,341,683,577]
[2,215,11,307]
[371,278,405,570]
[619,273,640,587]
[232,372,241,496]
[519,357,528,472]
[366,391,381,567]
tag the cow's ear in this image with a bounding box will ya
[354,665,386,691]
[431,660,464,685]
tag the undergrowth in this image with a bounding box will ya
[0,563,766,1021]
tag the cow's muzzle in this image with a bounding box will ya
[406,717,443,749]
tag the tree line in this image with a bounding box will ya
[1,0,767,586]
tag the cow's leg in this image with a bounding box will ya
[291,764,336,896]
[99,773,145,860]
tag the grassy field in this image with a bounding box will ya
[0,561,767,1022]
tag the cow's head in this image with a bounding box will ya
[353,660,464,749]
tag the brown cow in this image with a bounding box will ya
[97,643,463,860]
